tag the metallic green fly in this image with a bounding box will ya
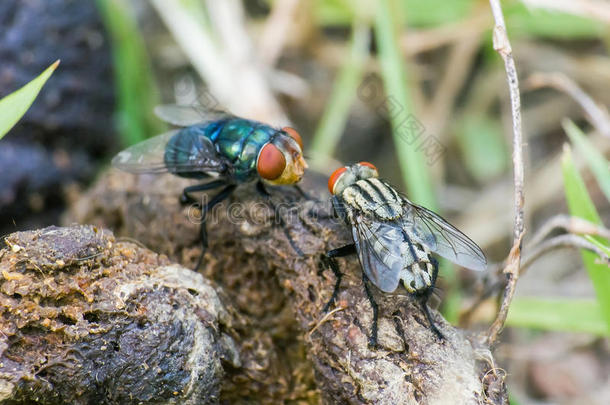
[112,105,308,269]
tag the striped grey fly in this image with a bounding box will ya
[322,162,487,347]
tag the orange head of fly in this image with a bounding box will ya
[257,127,308,185]
[328,162,378,195]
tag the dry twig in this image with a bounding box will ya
[461,217,610,326]
[526,72,610,138]
[521,234,610,270]
[486,0,526,346]
[528,214,610,248]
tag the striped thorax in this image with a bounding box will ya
[342,177,402,220]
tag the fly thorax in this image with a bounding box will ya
[399,242,434,293]
[341,178,402,220]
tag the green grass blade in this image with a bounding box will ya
[97,0,163,146]
[0,60,59,140]
[313,0,353,25]
[309,23,369,170]
[561,145,610,333]
[505,2,605,39]
[507,297,608,336]
[563,119,610,203]
[375,0,436,208]
[401,0,473,27]
[315,0,473,27]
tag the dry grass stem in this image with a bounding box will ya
[526,72,610,138]
[462,218,610,326]
[487,231,524,345]
[308,306,344,338]
[528,214,610,247]
[522,234,610,270]
[456,134,610,249]
[486,0,526,346]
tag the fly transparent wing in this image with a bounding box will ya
[403,200,487,271]
[351,214,414,292]
[112,130,178,173]
[111,130,227,175]
[154,104,231,127]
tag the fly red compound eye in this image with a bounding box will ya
[328,166,348,194]
[282,127,303,150]
[257,143,286,180]
[358,161,377,171]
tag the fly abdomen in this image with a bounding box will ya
[164,126,215,179]
[400,237,434,293]
[400,260,434,293]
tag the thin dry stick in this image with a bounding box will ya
[526,72,610,138]
[521,234,610,272]
[486,0,526,346]
[528,214,610,248]
[308,306,344,338]
[455,133,610,249]
[461,221,610,326]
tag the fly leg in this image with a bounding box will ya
[320,244,356,311]
[193,184,237,271]
[362,271,380,348]
[180,180,227,207]
[256,181,304,256]
[418,257,444,340]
